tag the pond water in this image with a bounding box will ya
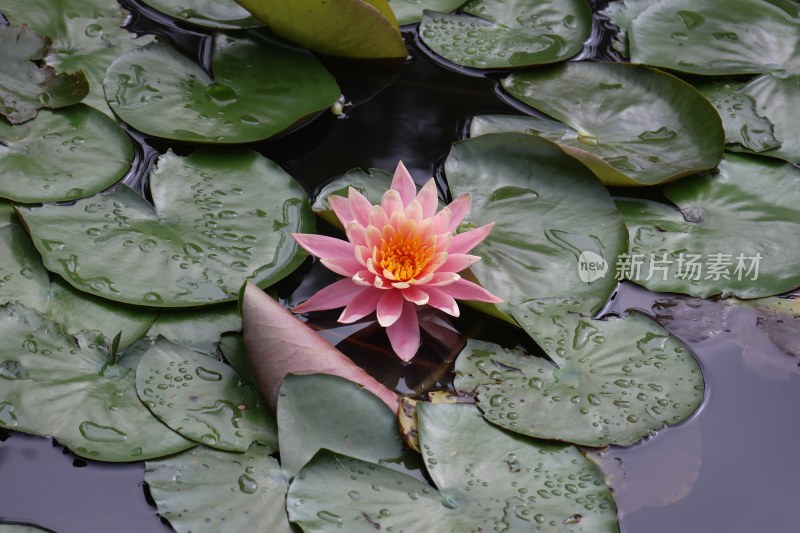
[1,1,799,532]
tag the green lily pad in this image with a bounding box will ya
[498,62,724,186]
[0,104,133,203]
[104,32,340,144]
[693,79,781,153]
[456,298,704,446]
[136,338,276,452]
[0,24,89,124]
[18,149,313,307]
[148,304,241,355]
[141,0,264,29]
[236,0,407,60]
[736,73,800,163]
[616,153,800,299]
[628,0,800,75]
[0,526,51,533]
[389,0,467,25]
[0,304,194,461]
[444,132,627,314]
[419,0,592,69]
[0,0,155,118]
[599,0,654,57]
[288,403,618,532]
[145,444,293,533]
[277,374,404,475]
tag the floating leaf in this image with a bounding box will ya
[148,304,241,355]
[616,154,800,298]
[389,0,467,25]
[628,0,800,75]
[145,444,293,533]
[288,403,618,532]
[104,33,340,144]
[277,374,404,475]
[141,0,264,29]
[236,0,407,59]
[0,24,88,124]
[241,283,400,411]
[419,0,592,69]
[19,150,313,307]
[444,132,627,314]
[693,79,781,153]
[0,304,194,461]
[736,73,800,163]
[497,62,724,186]
[1,0,155,117]
[456,298,704,446]
[136,338,276,452]
[598,0,654,57]
[0,105,133,203]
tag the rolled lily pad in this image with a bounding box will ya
[498,62,724,186]
[419,0,592,69]
[628,0,800,75]
[104,32,340,144]
[136,338,276,452]
[0,0,155,118]
[737,73,800,163]
[148,304,241,355]
[236,0,407,60]
[288,403,618,532]
[0,24,89,124]
[141,0,264,29]
[18,150,314,307]
[145,444,293,533]
[456,298,704,446]
[444,132,627,314]
[693,79,781,153]
[389,0,467,25]
[0,304,194,461]
[616,154,800,299]
[0,104,133,203]
[277,374,404,475]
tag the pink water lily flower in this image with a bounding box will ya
[291,162,502,361]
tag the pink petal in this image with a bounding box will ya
[354,245,371,266]
[347,187,372,226]
[431,207,451,234]
[404,199,423,223]
[426,272,461,286]
[402,285,429,305]
[353,270,376,286]
[418,251,448,277]
[293,279,367,313]
[345,221,367,247]
[376,289,404,327]
[439,253,481,274]
[327,194,354,226]
[446,194,471,232]
[422,286,460,317]
[416,179,438,218]
[445,278,503,303]
[365,225,383,250]
[292,233,353,260]
[386,299,420,361]
[320,256,362,277]
[391,161,417,207]
[339,287,383,323]
[368,205,389,229]
[448,223,494,254]
[380,189,404,217]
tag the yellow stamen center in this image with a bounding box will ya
[379,232,434,281]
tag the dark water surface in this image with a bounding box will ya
[2,1,799,532]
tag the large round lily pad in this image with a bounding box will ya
[0,104,133,203]
[145,444,293,533]
[0,304,194,461]
[616,153,800,299]
[628,0,800,75]
[0,0,155,118]
[141,0,264,29]
[288,403,618,532]
[456,298,705,446]
[18,150,313,307]
[498,62,724,185]
[444,132,628,314]
[136,338,276,452]
[104,32,340,144]
[419,0,592,69]
[389,0,467,25]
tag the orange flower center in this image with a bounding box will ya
[379,232,434,281]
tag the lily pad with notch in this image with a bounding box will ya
[18,149,314,307]
[147,304,241,355]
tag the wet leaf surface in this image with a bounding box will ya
[736,72,800,163]
[19,150,313,307]
[389,0,467,25]
[104,32,340,143]
[140,0,264,29]
[148,304,241,355]
[497,62,724,186]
